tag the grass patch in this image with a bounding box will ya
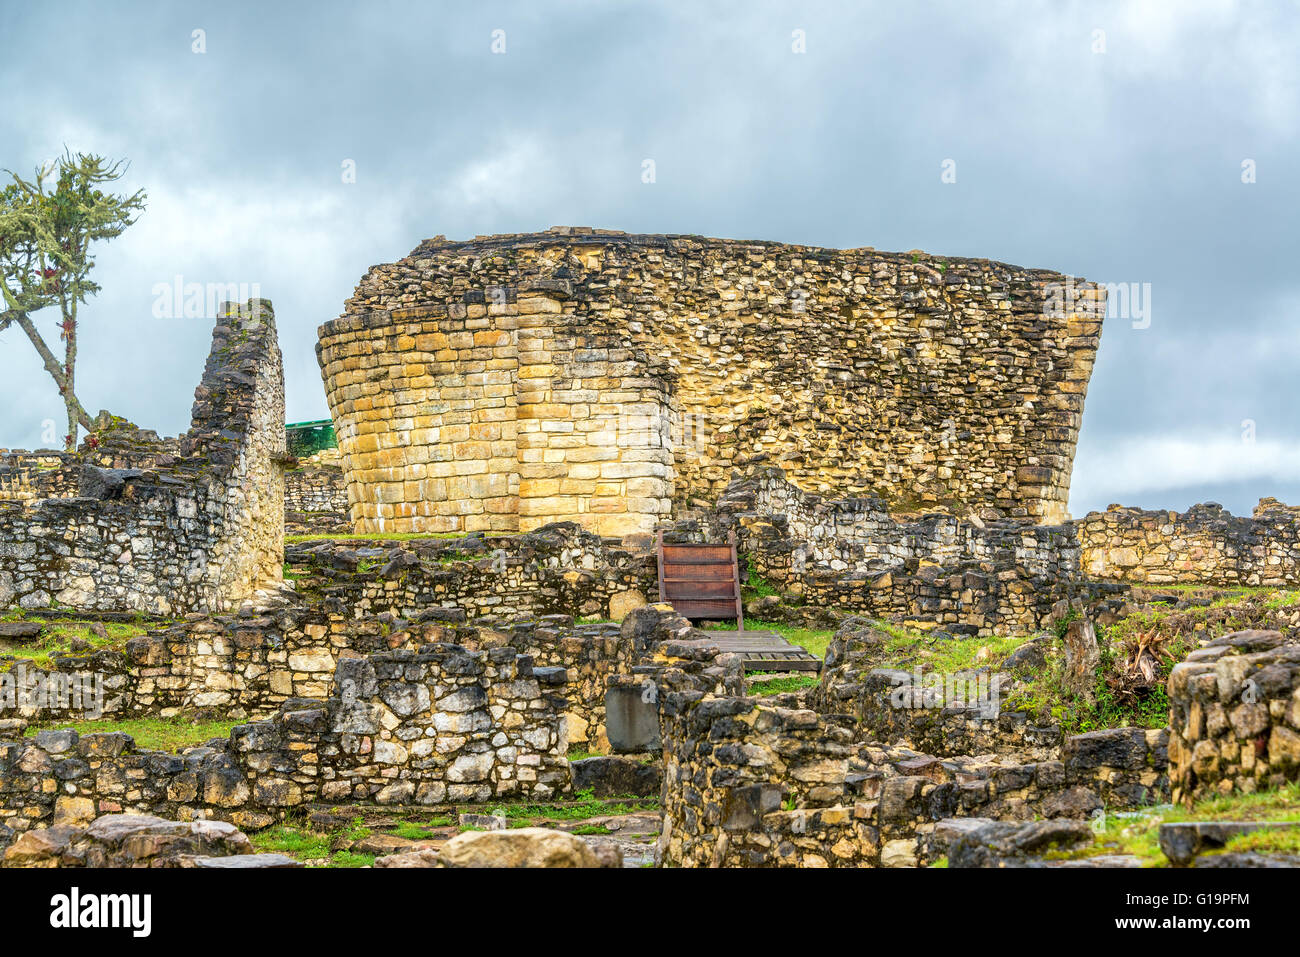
[747,674,820,696]
[0,615,151,672]
[24,715,240,752]
[285,532,473,543]
[703,619,835,660]
[250,824,332,860]
[1053,783,1300,866]
[328,851,376,868]
[876,626,1029,675]
[498,789,658,825]
[742,567,779,599]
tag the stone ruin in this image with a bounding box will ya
[0,300,286,615]
[1,234,1299,871]
[317,228,1105,536]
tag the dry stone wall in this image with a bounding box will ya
[0,643,571,835]
[286,522,658,623]
[0,301,285,615]
[1077,501,1300,587]
[689,466,1120,636]
[657,693,1168,868]
[284,464,348,515]
[318,228,1104,536]
[1167,629,1300,805]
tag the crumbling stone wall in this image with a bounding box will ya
[318,228,1104,536]
[0,301,285,615]
[690,466,1117,636]
[1167,629,1300,805]
[0,451,79,502]
[657,693,1168,867]
[286,522,657,622]
[0,644,571,834]
[284,464,348,516]
[1077,501,1300,587]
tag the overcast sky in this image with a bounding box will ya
[1,0,1296,519]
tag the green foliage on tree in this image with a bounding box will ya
[0,150,147,448]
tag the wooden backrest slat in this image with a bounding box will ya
[656,529,744,628]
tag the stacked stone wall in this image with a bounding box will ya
[657,693,1168,867]
[1077,502,1300,587]
[0,643,571,835]
[0,301,285,615]
[1167,629,1300,805]
[287,522,658,623]
[319,228,1105,536]
[285,464,348,515]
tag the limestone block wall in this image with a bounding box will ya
[0,452,78,502]
[319,228,1104,536]
[1167,629,1300,805]
[684,467,1116,636]
[0,301,285,615]
[0,644,571,834]
[657,693,1168,867]
[285,523,659,622]
[1076,501,1300,587]
[284,464,348,515]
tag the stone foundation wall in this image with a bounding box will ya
[0,452,79,502]
[1077,501,1300,587]
[0,644,571,835]
[681,466,1121,636]
[657,693,1168,867]
[285,464,349,515]
[287,522,658,622]
[318,228,1104,535]
[1,606,645,756]
[1167,629,1300,804]
[0,301,285,615]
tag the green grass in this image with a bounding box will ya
[1054,783,1300,866]
[703,619,835,660]
[250,824,332,860]
[877,626,1030,675]
[742,567,779,599]
[285,532,474,543]
[747,675,820,696]
[328,851,376,868]
[390,820,449,840]
[0,615,152,672]
[24,715,240,752]
[498,789,658,825]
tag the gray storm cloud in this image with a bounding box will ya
[1,0,1296,517]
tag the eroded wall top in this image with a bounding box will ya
[318,228,1104,535]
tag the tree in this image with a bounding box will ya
[0,151,147,448]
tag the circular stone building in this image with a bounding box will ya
[316,227,1104,536]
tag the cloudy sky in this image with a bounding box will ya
[1,0,1296,518]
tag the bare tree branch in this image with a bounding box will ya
[11,311,94,432]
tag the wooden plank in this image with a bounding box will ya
[663,580,737,599]
[670,599,740,618]
[730,530,744,631]
[663,562,734,581]
[662,545,732,563]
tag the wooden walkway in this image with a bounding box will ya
[704,630,822,673]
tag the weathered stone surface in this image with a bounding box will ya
[437,828,605,868]
[320,230,1104,536]
[0,301,285,615]
[569,756,662,797]
[1,813,265,868]
[1158,821,1300,866]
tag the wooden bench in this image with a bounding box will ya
[655,530,821,673]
